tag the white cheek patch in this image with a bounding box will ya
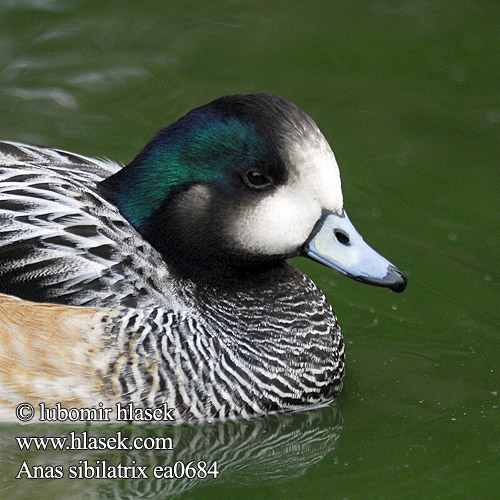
[230,134,345,256]
[231,186,322,255]
[287,135,344,214]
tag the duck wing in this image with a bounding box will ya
[0,142,174,308]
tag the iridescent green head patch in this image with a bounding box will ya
[103,109,274,228]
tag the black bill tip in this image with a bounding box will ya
[386,265,408,293]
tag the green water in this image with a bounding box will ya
[1,1,499,499]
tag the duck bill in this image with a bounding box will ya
[304,210,407,292]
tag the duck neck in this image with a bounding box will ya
[177,261,323,337]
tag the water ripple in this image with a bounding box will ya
[66,67,150,91]
[3,87,78,109]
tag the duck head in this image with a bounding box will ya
[100,93,406,291]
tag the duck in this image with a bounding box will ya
[0,93,406,423]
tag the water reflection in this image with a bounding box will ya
[1,404,342,499]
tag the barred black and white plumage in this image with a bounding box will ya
[99,269,343,422]
[0,94,406,423]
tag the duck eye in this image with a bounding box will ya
[243,170,272,189]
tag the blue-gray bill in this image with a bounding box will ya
[304,210,407,293]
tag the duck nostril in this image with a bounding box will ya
[334,229,350,246]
